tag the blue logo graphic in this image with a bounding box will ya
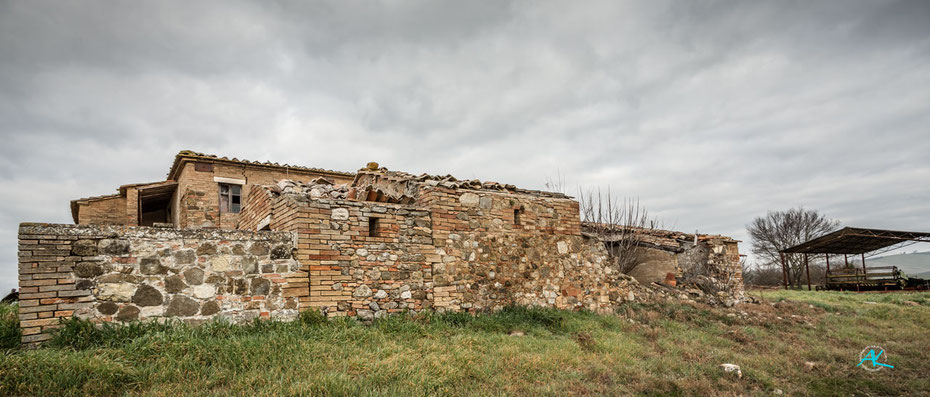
[858,346,893,371]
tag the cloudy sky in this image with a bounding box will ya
[2,0,929,292]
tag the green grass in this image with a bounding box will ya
[0,303,21,349]
[1,291,929,396]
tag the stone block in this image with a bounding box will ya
[352,285,372,298]
[97,283,135,302]
[249,242,270,256]
[459,193,480,207]
[166,296,200,317]
[192,284,216,299]
[196,243,217,256]
[201,300,220,316]
[71,240,97,256]
[174,249,196,265]
[116,305,140,321]
[271,245,291,260]
[131,284,163,307]
[140,257,168,275]
[241,256,258,274]
[211,255,237,272]
[183,268,205,285]
[99,239,130,256]
[251,278,271,296]
[74,262,105,278]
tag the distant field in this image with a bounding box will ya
[1,290,929,396]
[869,251,930,278]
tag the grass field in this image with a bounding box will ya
[1,290,928,396]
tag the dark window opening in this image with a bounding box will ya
[219,184,242,213]
[139,198,171,226]
[514,208,522,225]
[368,217,379,237]
[194,162,214,172]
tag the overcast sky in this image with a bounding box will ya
[2,0,929,292]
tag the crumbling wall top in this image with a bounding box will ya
[18,222,293,242]
[350,166,571,204]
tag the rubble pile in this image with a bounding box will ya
[271,178,350,200]
[360,166,569,198]
[645,278,755,307]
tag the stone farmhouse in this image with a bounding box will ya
[17,151,743,344]
[71,150,355,229]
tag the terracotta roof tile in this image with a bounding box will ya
[167,150,355,180]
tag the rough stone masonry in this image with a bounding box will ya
[17,158,744,344]
[17,223,299,344]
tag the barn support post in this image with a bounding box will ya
[804,253,812,291]
[780,252,788,289]
[825,254,830,289]
[861,253,868,288]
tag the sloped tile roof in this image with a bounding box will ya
[167,150,355,180]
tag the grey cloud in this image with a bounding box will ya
[1,0,929,291]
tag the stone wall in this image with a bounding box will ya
[416,187,631,313]
[28,165,747,344]
[265,195,437,319]
[17,223,299,344]
[247,179,640,319]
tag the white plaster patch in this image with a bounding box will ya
[331,208,349,221]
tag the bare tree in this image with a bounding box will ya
[578,187,657,274]
[543,171,566,195]
[742,260,789,287]
[747,207,839,288]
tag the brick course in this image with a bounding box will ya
[74,195,126,225]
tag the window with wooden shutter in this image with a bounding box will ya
[219,184,241,213]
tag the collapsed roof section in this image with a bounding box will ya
[266,178,351,202]
[348,163,571,204]
[582,223,739,253]
[260,165,572,207]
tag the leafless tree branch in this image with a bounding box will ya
[746,207,840,288]
[578,187,658,274]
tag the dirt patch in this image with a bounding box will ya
[573,331,597,352]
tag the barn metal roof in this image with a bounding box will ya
[781,227,930,254]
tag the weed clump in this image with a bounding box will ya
[49,318,176,350]
[298,309,328,326]
[0,303,21,349]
